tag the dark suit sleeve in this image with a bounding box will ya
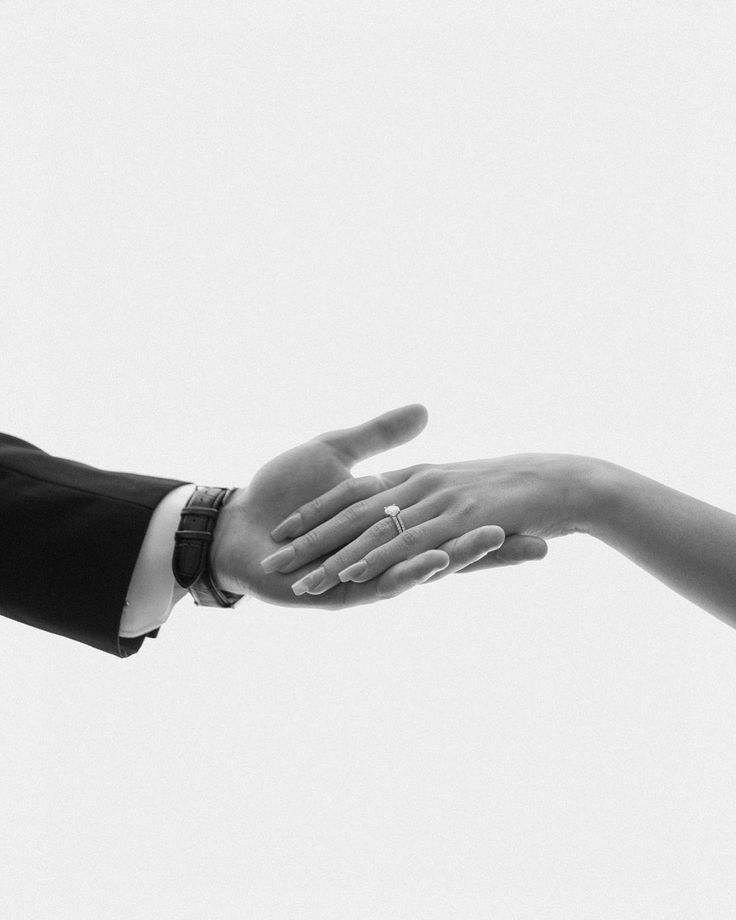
[0,432,189,657]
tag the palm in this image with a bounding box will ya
[233,437,355,605]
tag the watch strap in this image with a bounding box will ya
[172,486,244,608]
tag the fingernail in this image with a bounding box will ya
[271,513,302,541]
[260,545,296,572]
[292,567,325,596]
[337,560,368,583]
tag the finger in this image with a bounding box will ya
[318,403,428,466]
[452,533,549,575]
[293,549,451,609]
[355,528,545,589]
[291,507,447,595]
[269,472,407,543]
[496,534,548,563]
[265,492,408,576]
[327,512,455,590]
[376,524,507,586]
[267,485,440,576]
[295,535,547,609]
[374,550,451,599]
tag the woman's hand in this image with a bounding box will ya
[259,453,595,597]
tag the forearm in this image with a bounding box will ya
[577,457,736,629]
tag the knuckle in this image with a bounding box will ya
[299,527,323,551]
[431,487,454,509]
[305,493,324,519]
[452,497,475,517]
[363,546,386,572]
[400,528,422,552]
[379,517,397,538]
[360,518,391,547]
[327,550,352,573]
[343,500,369,524]
[345,477,363,497]
[418,469,447,490]
[416,469,438,487]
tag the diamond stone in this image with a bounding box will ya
[384,504,400,517]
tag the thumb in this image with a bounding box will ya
[319,403,429,467]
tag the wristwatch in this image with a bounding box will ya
[172,486,245,607]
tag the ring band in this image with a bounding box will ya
[384,504,405,535]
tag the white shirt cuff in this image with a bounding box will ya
[119,483,198,638]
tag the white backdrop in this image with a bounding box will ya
[2,2,736,917]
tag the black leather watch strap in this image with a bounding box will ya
[172,486,244,608]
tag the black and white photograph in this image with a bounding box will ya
[2,2,736,917]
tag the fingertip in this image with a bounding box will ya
[496,534,548,563]
[522,535,549,560]
[409,402,429,428]
[482,524,506,549]
[426,548,450,565]
[413,559,448,585]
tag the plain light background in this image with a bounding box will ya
[2,1,736,917]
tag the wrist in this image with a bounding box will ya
[171,485,246,606]
[209,487,248,595]
[560,454,621,537]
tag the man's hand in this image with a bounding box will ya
[209,404,549,608]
